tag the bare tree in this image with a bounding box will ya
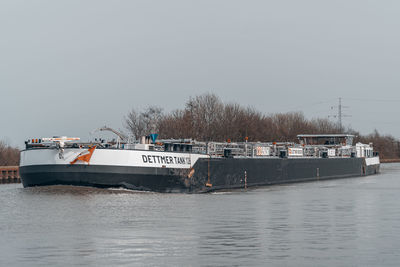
[310,118,341,134]
[125,106,163,139]
[357,129,399,159]
[0,141,20,166]
[185,93,224,140]
[158,109,191,139]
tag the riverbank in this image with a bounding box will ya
[0,166,21,183]
[380,158,400,163]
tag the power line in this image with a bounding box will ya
[286,98,337,112]
[346,97,400,103]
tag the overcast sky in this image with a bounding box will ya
[1,0,400,146]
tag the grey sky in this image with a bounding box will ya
[1,0,400,146]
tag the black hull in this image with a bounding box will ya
[191,157,379,192]
[20,158,380,193]
[20,165,189,193]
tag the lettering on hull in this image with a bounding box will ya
[142,155,191,165]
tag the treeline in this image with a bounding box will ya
[0,141,19,166]
[356,131,400,159]
[125,93,400,159]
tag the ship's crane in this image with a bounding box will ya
[90,126,128,143]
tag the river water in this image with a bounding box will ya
[1,164,400,266]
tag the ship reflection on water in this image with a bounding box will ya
[23,185,151,195]
[1,164,400,266]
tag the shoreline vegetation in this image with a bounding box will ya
[0,141,19,166]
[1,93,399,166]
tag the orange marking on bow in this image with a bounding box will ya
[70,146,96,165]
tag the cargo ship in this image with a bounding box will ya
[19,128,380,193]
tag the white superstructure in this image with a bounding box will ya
[23,133,379,166]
